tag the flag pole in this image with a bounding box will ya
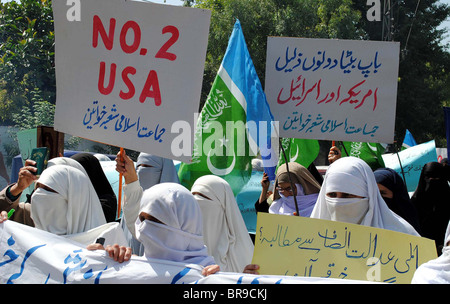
[394,142,407,184]
[279,138,300,216]
[117,147,124,220]
[339,141,349,156]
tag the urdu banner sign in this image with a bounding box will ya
[265,37,399,143]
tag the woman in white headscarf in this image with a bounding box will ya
[132,182,216,268]
[310,157,419,236]
[411,220,450,283]
[30,165,127,246]
[191,175,254,273]
[47,155,118,223]
[136,153,179,189]
[119,152,180,255]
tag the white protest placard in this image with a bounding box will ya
[52,0,211,162]
[265,37,399,143]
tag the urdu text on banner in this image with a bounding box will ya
[265,37,399,143]
[52,0,211,162]
[252,213,437,284]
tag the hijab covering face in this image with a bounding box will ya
[135,183,215,267]
[270,162,321,217]
[310,157,419,236]
[411,162,450,252]
[136,153,180,190]
[191,175,254,273]
[30,165,106,235]
[374,168,421,232]
[411,220,450,284]
[48,155,118,222]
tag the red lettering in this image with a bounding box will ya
[155,25,179,61]
[119,66,137,100]
[139,70,161,106]
[93,15,116,50]
[98,62,116,95]
[120,21,141,54]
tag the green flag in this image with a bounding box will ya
[341,141,386,170]
[278,138,320,169]
[177,74,253,194]
[178,20,275,195]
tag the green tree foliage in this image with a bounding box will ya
[0,0,55,123]
[0,0,449,148]
[193,0,362,107]
[195,0,450,146]
[353,0,450,146]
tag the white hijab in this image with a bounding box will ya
[30,165,107,235]
[310,157,419,236]
[47,156,88,175]
[269,183,319,217]
[136,153,179,190]
[135,183,215,267]
[191,175,254,273]
[411,220,450,283]
[124,153,180,256]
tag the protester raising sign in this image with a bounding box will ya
[265,37,399,143]
[52,0,211,162]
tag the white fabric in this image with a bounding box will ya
[136,153,180,190]
[191,175,254,273]
[411,220,450,283]
[124,152,180,256]
[64,222,128,247]
[135,182,215,267]
[122,180,144,237]
[47,157,88,175]
[30,165,106,235]
[1,220,376,284]
[310,157,419,236]
[324,197,369,224]
[269,183,319,217]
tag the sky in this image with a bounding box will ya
[438,0,450,46]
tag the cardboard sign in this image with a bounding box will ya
[252,213,437,283]
[265,37,399,143]
[52,0,211,162]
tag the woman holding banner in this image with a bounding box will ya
[117,151,180,256]
[310,156,420,236]
[30,165,128,247]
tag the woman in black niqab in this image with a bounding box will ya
[374,168,421,234]
[411,162,450,255]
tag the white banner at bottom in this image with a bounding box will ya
[0,221,373,284]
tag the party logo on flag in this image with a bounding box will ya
[178,20,278,194]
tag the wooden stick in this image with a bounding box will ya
[117,147,124,220]
[278,138,300,216]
